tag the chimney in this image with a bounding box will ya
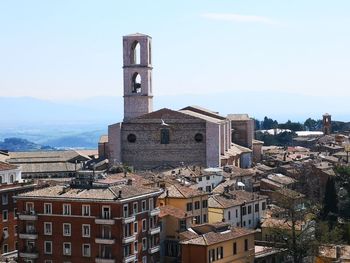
[127,179,132,185]
[118,190,122,198]
[336,245,341,260]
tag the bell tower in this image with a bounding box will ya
[123,33,153,121]
[323,113,332,135]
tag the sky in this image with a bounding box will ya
[1,0,350,121]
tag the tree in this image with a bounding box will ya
[321,177,338,223]
[304,118,318,131]
[262,116,278,130]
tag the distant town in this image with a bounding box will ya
[1,33,350,263]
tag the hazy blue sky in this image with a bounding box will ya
[1,0,350,120]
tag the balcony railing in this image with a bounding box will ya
[19,231,38,240]
[95,237,116,245]
[148,226,161,235]
[122,215,136,224]
[18,211,38,221]
[19,247,39,259]
[122,234,136,244]
[123,254,136,263]
[95,218,115,225]
[95,258,115,263]
[149,208,160,217]
[148,245,160,254]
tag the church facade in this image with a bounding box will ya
[108,33,250,169]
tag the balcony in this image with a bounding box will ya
[122,234,136,244]
[149,208,160,217]
[19,231,38,240]
[95,218,115,225]
[122,215,135,224]
[19,248,38,259]
[148,245,160,254]
[95,237,116,245]
[123,254,136,263]
[95,258,115,263]
[148,226,161,235]
[18,211,38,221]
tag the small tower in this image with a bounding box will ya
[323,113,332,135]
[123,33,153,121]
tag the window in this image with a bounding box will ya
[44,222,52,235]
[199,177,202,182]
[160,129,170,144]
[131,73,142,93]
[262,202,266,210]
[3,227,8,239]
[127,134,137,143]
[131,41,140,64]
[142,256,147,263]
[216,246,223,259]
[134,222,138,234]
[26,202,34,214]
[209,249,216,262]
[243,221,246,227]
[194,201,200,210]
[2,194,8,205]
[233,242,237,255]
[63,242,71,256]
[179,220,186,231]
[82,224,90,237]
[194,133,204,142]
[102,206,111,219]
[203,214,207,223]
[142,200,146,212]
[82,244,90,257]
[14,208,17,219]
[149,198,154,210]
[63,204,71,215]
[186,203,192,211]
[194,215,200,224]
[206,176,210,180]
[228,211,231,220]
[123,204,129,217]
[142,238,147,251]
[134,241,138,253]
[206,186,211,192]
[236,209,238,218]
[248,205,252,214]
[14,225,18,236]
[82,205,90,216]
[9,174,14,183]
[133,202,138,215]
[255,203,259,212]
[244,239,248,251]
[242,206,247,216]
[249,219,251,225]
[2,244,8,253]
[63,223,71,236]
[202,200,208,208]
[45,241,52,254]
[2,210,8,221]
[44,203,52,214]
[142,219,147,232]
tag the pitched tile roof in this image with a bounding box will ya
[159,184,207,199]
[159,205,189,219]
[0,162,18,171]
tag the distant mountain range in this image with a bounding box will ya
[0,138,54,152]
[0,93,349,150]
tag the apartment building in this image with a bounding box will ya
[208,189,267,229]
[180,222,255,263]
[158,184,209,225]
[15,175,163,263]
[0,162,35,259]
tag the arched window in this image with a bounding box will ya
[131,41,140,64]
[132,73,141,93]
[9,174,14,183]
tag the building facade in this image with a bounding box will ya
[16,178,163,263]
[0,162,35,259]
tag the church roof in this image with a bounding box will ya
[180,110,223,124]
[227,114,251,121]
[125,108,203,123]
[181,105,226,120]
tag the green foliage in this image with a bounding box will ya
[262,116,278,130]
[278,120,305,131]
[304,118,322,131]
[316,221,344,244]
[256,131,295,146]
[321,177,338,221]
[335,166,350,176]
